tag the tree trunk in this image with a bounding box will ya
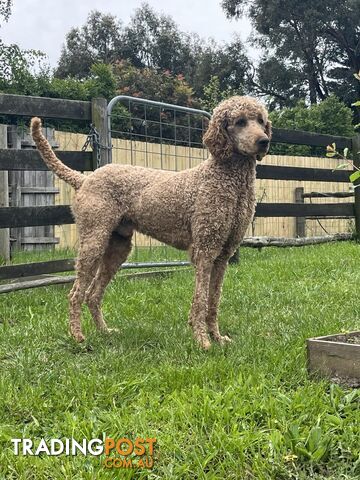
[308,74,318,104]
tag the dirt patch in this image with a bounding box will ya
[327,333,360,345]
[330,375,360,388]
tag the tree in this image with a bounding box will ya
[120,4,192,73]
[222,0,360,110]
[222,0,332,104]
[0,45,45,95]
[56,11,122,79]
[54,4,250,104]
[249,56,306,109]
[191,36,250,98]
[0,0,12,24]
[0,0,46,95]
[113,60,196,107]
[323,3,360,92]
[202,76,239,112]
[56,5,196,81]
[120,5,250,98]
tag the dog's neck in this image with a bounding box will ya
[231,152,257,168]
[210,153,257,172]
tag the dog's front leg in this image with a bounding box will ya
[206,255,232,345]
[188,259,213,350]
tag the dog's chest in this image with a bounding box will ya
[227,173,256,244]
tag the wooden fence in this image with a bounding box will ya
[54,135,354,248]
[0,92,359,292]
[0,94,109,256]
[5,125,61,251]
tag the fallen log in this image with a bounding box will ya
[0,269,190,294]
[241,233,353,248]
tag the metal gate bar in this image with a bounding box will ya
[107,96,211,165]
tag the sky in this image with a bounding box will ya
[0,0,254,68]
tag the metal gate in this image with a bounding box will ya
[106,96,211,267]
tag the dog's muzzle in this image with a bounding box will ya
[256,137,270,161]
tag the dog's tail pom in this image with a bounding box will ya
[30,117,42,138]
[30,116,85,190]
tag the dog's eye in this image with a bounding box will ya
[258,117,264,125]
[236,118,247,127]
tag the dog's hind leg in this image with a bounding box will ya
[86,233,132,331]
[69,220,116,342]
[69,242,106,342]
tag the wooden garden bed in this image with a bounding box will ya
[307,331,360,387]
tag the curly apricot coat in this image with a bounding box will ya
[31,96,271,349]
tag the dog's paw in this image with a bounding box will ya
[198,337,212,350]
[73,332,85,343]
[216,335,232,346]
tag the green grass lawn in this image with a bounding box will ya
[0,242,360,479]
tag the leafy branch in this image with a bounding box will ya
[327,143,360,186]
[327,71,360,186]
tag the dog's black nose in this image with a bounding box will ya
[257,137,270,149]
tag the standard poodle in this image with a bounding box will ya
[31,96,271,349]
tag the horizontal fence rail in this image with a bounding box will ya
[0,152,352,181]
[0,149,93,171]
[0,259,75,280]
[256,165,351,183]
[272,128,352,149]
[0,206,73,228]
[0,259,191,281]
[0,94,92,120]
[256,203,354,217]
[0,202,354,229]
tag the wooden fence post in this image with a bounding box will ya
[0,125,10,262]
[8,126,22,251]
[353,134,360,240]
[295,187,305,237]
[91,97,110,167]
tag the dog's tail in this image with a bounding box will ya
[30,117,85,190]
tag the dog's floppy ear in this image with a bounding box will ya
[265,119,272,141]
[203,110,233,161]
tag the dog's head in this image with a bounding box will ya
[203,96,272,162]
